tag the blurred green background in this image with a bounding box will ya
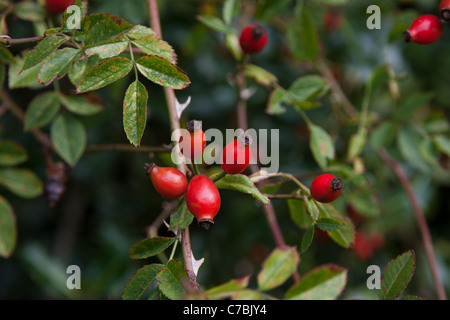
[0,0,449,299]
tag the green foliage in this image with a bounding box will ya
[285,264,347,300]
[257,247,300,291]
[379,250,416,300]
[0,0,448,302]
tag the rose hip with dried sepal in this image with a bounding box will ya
[310,174,343,203]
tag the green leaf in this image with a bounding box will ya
[244,64,278,88]
[257,247,300,291]
[68,54,101,86]
[0,47,15,64]
[287,198,313,229]
[308,123,335,169]
[169,196,194,231]
[83,14,133,47]
[347,128,367,161]
[223,0,239,26]
[0,140,27,166]
[127,25,156,39]
[38,48,80,85]
[205,276,250,300]
[347,192,380,218]
[0,168,43,198]
[327,217,354,248]
[59,94,104,116]
[316,217,342,232]
[9,56,45,89]
[85,40,128,59]
[50,113,86,167]
[266,88,288,115]
[304,197,319,221]
[122,264,164,300]
[285,264,347,300]
[301,225,314,253]
[13,1,45,22]
[395,93,432,121]
[433,135,450,156]
[215,174,269,205]
[131,36,175,62]
[129,237,175,259]
[379,250,415,300]
[232,289,274,300]
[123,80,148,146]
[24,91,60,131]
[77,57,133,93]
[156,259,189,300]
[225,32,242,62]
[369,121,397,149]
[397,126,430,173]
[197,15,230,33]
[0,196,16,258]
[136,55,190,90]
[21,35,67,72]
[287,6,319,61]
[255,0,291,22]
[288,75,328,102]
[319,204,354,248]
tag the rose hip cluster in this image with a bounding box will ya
[403,0,450,45]
[145,121,252,230]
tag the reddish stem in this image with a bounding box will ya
[378,147,447,300]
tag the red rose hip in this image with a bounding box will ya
[186,175,221,229]
[239,24,268,54]
[145,163,187,199]
[440,0,450,22]
[45,0,75,15]
[403,14,443,45]
[221,134,252,175]
[179,120,206,161]
[310,174,343,203]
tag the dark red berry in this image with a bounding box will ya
[239,24,268,54]
[221,134,252,175]
[323,11,344,32]
[403,14,443,45]
[145,163,187,199]
[185,174,221,229]
[310,174,343,203]
[179,120,206,161]
[45,0,75,15]
[440,0,450,22]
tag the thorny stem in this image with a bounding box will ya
[378,148,447,300]
[148,0,201,294]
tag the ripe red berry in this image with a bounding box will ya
[186,175,221,229]
[221,134,252,175]
[403,14,443,45]
[144,163,187,199]
[310,174,343,203]
[45,0,75,15]
[179,120,206,161]
[239,24,268,54]
[440,0,450,22]
[353,232,374,261]
[353,231,385,261]
[323,11,344,32]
